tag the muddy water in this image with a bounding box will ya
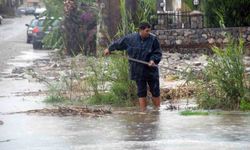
[1,112,250,150]
[0,50,250,150]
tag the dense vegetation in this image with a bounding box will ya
[204,0,250,27]
[183,0,250,27]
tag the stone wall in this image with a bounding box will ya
[154,27,250,54]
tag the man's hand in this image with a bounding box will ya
[104,48,110,56]
[148,60,156,67]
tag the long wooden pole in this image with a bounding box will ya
[127,57,186,73]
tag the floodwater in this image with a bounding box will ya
[1,111,250,150]
[0,50,250,150]
[1,16,250,150]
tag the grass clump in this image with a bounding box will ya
[44,83,67,103]
[45,95,66,103]
[84,53,137,106]
[180,110,209,116]
[240,100,250,111]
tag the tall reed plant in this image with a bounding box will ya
[196,37,250,110]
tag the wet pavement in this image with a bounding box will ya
[1,16,250,150]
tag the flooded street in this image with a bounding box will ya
[1,112,250,149]
[0,16,250,150]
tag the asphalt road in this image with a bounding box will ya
[0,15,34,72]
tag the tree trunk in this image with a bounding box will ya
[98,0,138,40]
[102,0,121,38]
[64,0,81,56]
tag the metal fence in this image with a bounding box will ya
[156,11,204,29]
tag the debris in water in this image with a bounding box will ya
[0,139,11,143]
[4,106,112,117]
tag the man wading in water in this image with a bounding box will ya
[104,22,162,112]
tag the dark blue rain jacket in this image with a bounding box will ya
[108,32,162,80]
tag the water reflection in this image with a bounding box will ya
[119,113,160,149]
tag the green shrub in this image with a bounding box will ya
[85,53,136,106]
[240,99,250,111]
[204,0,250,27]
[195,37,249,110]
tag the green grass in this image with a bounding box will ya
[180,110,209,116]
[87,92,134,107]
[240,100,250,111]
[44,95,66,103]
